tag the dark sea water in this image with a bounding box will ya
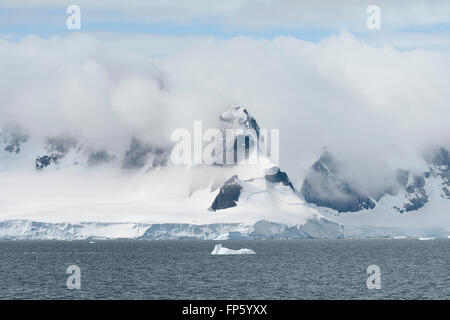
[0,239,449,300]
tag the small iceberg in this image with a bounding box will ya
[419,237,435,241]
[211,244,255,255]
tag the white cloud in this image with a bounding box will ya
[1,31,450,195]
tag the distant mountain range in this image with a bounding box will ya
[1,105,449,240]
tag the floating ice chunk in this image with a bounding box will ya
[419,237,435,240]
[211,244,255,255]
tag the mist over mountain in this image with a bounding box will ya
[1,32,450,236]
[2,33,450,177]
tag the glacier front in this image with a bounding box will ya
[0,219,344,240]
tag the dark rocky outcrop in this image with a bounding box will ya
[264,166,295,191]
[35,154,62,170]
[34,136,77,170]
[210,175,243,211]
[393,170,429,213]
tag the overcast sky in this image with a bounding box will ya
[1,0,450,193]
[1,0,450,47]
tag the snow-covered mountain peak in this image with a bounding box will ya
[219,105,260,136]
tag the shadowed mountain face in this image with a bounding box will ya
[35,136,116,169]
[122,137,168,170]
[392,147,450,213]
[264,166,295,191]
[87,150,115,166]
[393,170,429,213]
[1,127,28,154]
[300,147,450,214]
[210,175,243,211]
[427,147,450,199]
[300,151,376,213]
[35,136,77,170]
[429,147,450,167]
[1,127,165,171]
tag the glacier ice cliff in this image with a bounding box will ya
[0,219,344,240]
[1,219,447,240]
